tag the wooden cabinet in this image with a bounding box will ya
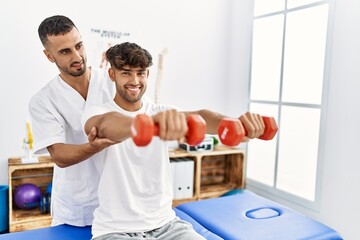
[8,156,53,232]
[7,146,245,231]
[169,146,245,206]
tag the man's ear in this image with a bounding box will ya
[43,49,55,63]
[146,69,150,77]
[108,68,116,82]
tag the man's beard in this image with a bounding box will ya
[56,59,87,77]
[117,84,146,103]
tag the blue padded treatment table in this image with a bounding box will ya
[0,212,218,240]
[0,190,342,240]
[0,224,92,240]
[176,190,343,240]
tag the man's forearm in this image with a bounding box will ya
[185,109,226,134]
[47,142,101,168]
[85,111,133,142]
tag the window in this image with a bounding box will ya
[246,0,333,208]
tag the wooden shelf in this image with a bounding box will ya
[170,146,245,206]
[8,146,245,232]
[8,156,53,232]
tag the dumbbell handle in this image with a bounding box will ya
[132,114,206,146]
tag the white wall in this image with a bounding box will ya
[226,0,254,117]
[301,0,360,238]
[0,0,249,184]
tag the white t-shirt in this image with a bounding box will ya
[28,68,115,226]
[82,99,176,238]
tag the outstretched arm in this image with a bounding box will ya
[183,109,224,134]
[184,109,266,142]
[84,109,189,144]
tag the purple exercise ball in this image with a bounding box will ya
[14,183,42,209]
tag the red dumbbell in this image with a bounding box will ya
[131,114,206,146]
[217,116,278,146]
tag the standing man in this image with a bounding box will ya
[29,15,116,226]
[83,42,267,239]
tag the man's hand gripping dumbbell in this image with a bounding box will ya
[131,110,206,146]
[217,112,278,146]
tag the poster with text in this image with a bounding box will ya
[85,28,134,70]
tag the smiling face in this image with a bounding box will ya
[43,27,87,78]
[105,42,153,111]
[109,65,149,111]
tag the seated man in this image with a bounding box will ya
[82,42,265,240]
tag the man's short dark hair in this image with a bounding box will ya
[38,15,77,46]
[106,42,153,70]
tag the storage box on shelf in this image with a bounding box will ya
[169,145,245,206]
[8,156,54,232]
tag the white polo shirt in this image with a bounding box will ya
[29,68,114,226]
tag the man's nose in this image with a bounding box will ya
[130,74,140,84]
[72,50,82,62]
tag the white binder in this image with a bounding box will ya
[182,158,194,199]
[171,158,194,200]
[172,158,184,199]
[170,159,180,199]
